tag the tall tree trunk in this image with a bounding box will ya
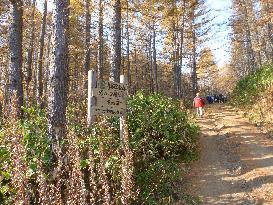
[25,0,36,107]
[126,0,131,89]
[98,0,104,81]
[179,0,186,97]
[8,0,24,118]
[43,31,52,102]
[133,45,138,93]
[143,45,149,91]
[121,23,125,75]
[173,22,178,97]
[263,1,273,63]
[192,30,197,96]
[47,0,70,202]
[110,0,121,82]
[37,0,47,105]
[241,0,256,72]
[33,51,38,103]
[190,2,197,97]
[73,55,79,91]
[177,39,181,97]
[3,53,10,118]
[148,35,153,92]
[152,25,158,93]
[255,30,262,68]
[84,0,91,82]
[266,23,273,63]
[83,1,91,200]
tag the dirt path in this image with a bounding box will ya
[184,104,273,205]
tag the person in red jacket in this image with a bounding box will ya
[193,92,205,117]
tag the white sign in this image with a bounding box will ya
[91,81,127,117]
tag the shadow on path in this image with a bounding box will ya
[182,104,273,205]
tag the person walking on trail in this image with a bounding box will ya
[193,92,205,117]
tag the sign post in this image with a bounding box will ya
[87,70,97,127]
[87,73,132,203]
[119,75,127,149]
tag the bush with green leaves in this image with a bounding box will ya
[61,92,200,203]
[0,126,12,204]
[231,64,273,106]
[21,107,51,172]
[128,92,199,203]
[0,93,199,204]
[0,106,50,204]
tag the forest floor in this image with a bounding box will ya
[181,104,273,205]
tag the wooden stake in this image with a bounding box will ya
[88,70,97,126]
[120,75,127,149]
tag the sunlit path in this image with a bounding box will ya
[183,105,273,205]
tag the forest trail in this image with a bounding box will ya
[183,104,273,205]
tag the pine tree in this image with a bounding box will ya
[37,0,47,105]
[8,0,24,118]
[110,0,122,82]
[47,0,70,201]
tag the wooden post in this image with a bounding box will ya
[120,75,127,149]
[88,70,97,126]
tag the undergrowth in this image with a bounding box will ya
[231,63,273,130]
[231,64,273,106]
[0,92,199,204]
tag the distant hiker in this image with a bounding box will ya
[223,95,228,103]
[214,94,220,103]
[193,92,205,117]
[207,95,213,104]
[219,93,224,103]
[211,95,215,103]
[213,94,217,103]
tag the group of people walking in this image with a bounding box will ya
[193,92,228,118]
[206,94,227,104]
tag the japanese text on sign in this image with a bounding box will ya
[91,81,127,117]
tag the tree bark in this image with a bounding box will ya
[33,51,38,103]
[148,35,153,92]
[98,0,104,81]
[37,0,47,105]
[110,0,121,82]
[25,0,36,107]
[8,0,24,118]
[192,30,198,96]
[134,45,138,93]
[43,31,52,101]
[263,1,273,63]
[179,0,186,97]
[83,1,92,195]
[241,0,256,72]
[126,0,131,89]
[173,21,178,97]
[152,24,158,93]
[47,0,70,202]
[189,2,198,97]
[84,0,91,79]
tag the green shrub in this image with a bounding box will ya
[0,126,12,204]
[69,92,199,203]
[128,93,199,162]
[0,106,50,204]
[128,92,199,203]
[21,106,51,172]
[0,92,199,204]
[231,64,273,106]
